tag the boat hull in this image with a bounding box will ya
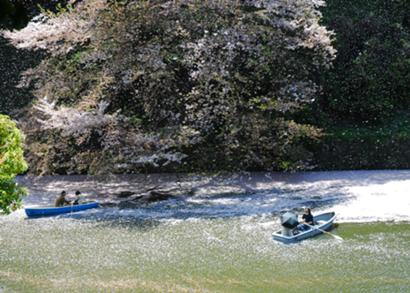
[272,212,336,244]
[25,202,99,218]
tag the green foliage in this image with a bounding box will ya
[0,115,28,179]
[37,2,74,17]
[319,0,410,124]
[312,112,410,170]
[0,115,28,214]
[0,179,27,214]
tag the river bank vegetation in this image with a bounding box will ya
[1,0,410,175]
[0,114,27,214]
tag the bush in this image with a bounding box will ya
[0,114,28,214]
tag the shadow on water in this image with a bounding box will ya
[19,169,410,226]
[23,188,347,229]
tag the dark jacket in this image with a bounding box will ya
[302,213,314,225]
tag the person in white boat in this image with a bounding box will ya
[297,208,314,231]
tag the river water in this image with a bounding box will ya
[0,170,409,292]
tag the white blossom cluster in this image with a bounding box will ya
[33,98,113,136]
[3,13,89,53]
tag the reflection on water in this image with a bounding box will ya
[0,170,409,292]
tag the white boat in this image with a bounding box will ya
[272,212,336,244]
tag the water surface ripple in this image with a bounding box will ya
[0,170,408,292]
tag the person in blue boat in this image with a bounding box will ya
[298,208,314,232]
[72,191,81,205]
[55,191,71,207]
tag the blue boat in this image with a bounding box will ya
[272,212,337,244]
[25,202,99,218]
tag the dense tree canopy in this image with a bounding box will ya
[4,0,334,174]
[0,115,27,214]
[319,0,410,125]
[3,0,410,174]
[0,0,45,116]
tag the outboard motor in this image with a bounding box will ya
[280,211,299,236]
